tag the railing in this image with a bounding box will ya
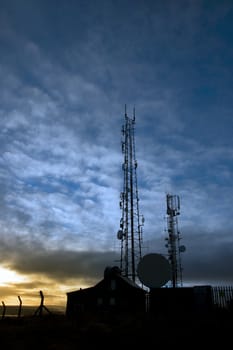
[211,286,233,309]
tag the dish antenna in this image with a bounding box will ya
[179,245,186,253]
[137,253,171,288]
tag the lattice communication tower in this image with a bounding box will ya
[165,193,185,287]
[117,106,144,282]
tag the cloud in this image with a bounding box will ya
[182,228,233,285]
[0,230,119,282]
[0,1,233,306]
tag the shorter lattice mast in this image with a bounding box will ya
[165,193,185,287]
[117,105,144,283]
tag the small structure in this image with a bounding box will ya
[66,266,146,322]
[149,285,213,318]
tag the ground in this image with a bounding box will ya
[0,310,232,349]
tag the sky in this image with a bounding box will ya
[0,0,233,307]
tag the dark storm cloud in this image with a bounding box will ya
[0,232,119,284]
[180,228,233,285]
[12,249,119,283]
[140,223,233,286]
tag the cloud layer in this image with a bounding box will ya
[0,0,233,305]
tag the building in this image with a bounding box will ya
[66,266,146,322]
[149,285,213,318]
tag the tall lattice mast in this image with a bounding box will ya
[117,105,144,282]
[165,193,185,287]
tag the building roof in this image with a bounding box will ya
[67,266,146,295]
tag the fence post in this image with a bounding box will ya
[18,296,22,318]
[1,301,6,319]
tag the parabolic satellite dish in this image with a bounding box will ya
[137,253,171,288]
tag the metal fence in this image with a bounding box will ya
[211,286,233,309]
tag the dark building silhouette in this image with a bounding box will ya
[149,285,213,318]
[66,266,146,321]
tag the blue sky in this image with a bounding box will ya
[0,0,233,305]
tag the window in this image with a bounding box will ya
[110,279,116,290]
[109,297,116,306]
[97,297,103,305]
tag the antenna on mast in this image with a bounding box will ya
[117,105,144,283]
[164,193,185,287]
